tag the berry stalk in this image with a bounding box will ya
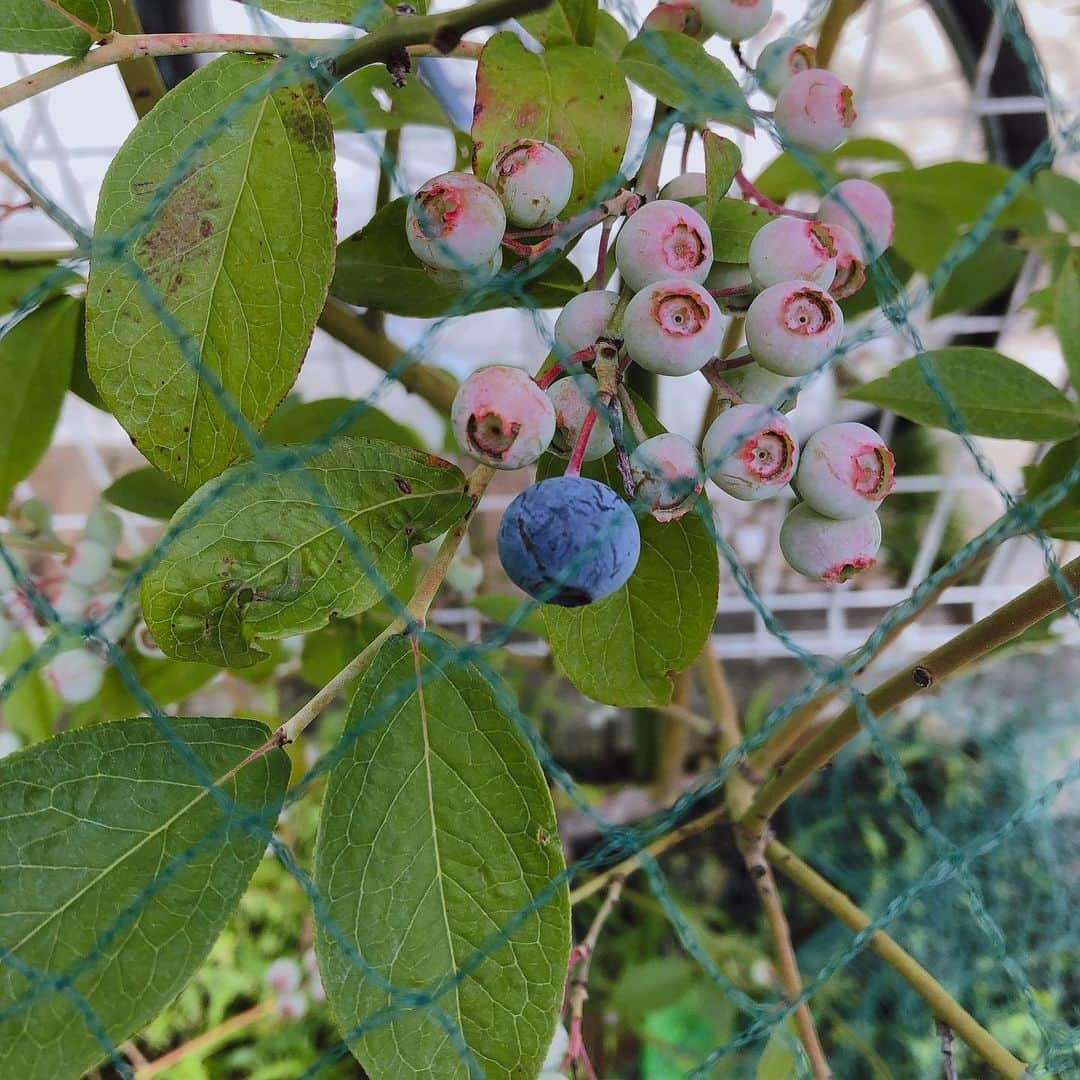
[734,169,816,220]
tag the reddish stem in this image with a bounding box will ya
[501,236,534,257]
[680,125,693,173]
[734,169,816,220]
[566,408,598,476]
[709,284,751,298]
[593,220,611,289]
[535,363,564,390]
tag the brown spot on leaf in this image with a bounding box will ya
[394,475,413,494]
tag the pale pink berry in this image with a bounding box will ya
[275,991,308,1021]
[451,365,556,470]
[405,171,506,271]
[133,620,166,659]
[85,592,138,642]
[659,172,707,201]
[715,352,798,413]
[755,37,817,97]
[774,69,856,154]
[630,433,704,521]
[780,502,882,583]
[67,538,112,588]
[426,248,502,290]
[84,505,123,549]
[44,649,106,704]
[554,290,620,355]
[643,0,706,39]
[702,403,798,500]
[622,278,724,376]
[486,139,573,229]
[819,179,894,260]
[795,422,895,519]
[51,579,92,620]
[698,0,772,41]
[546,375,617,461]
[748,217,837,290]
[821,223,866,298]
[265,957,302,994]
[745,279,844,376]
[615,200,713,291]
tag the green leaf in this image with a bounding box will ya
[314,634,569,1080]
[708,198,774,263]
[0,263,81,316]
[619,31,751,131]
[1024,436,1080,542]
[1025,283,1056,328]
[0,296,81,510]
[840,249,912,321]
[0,716,288,1079]
[299,616,383,688]
[0,0,111,55]
[332,198,583,316]
[1054,254,1080,391]
[612,957,697,1024]
[755,137,913,201]
[0,632,57,744]
[140,437,471,666]
[703,133,740,220]
[473,33,632,215]
[230,0,392,27]
[847,347,1078,441]
[326,64,451,131]
[68,653,219,728]
[889,197,955,273]
[469,592,548,637]
[756,1021,799,1080]
[538,398,719,707]
[930,231,1025,318]
[104,466,192,520]
[520,0,597,47]
[593,10,630,58]
[262,396,423,449]
[86,55,337,488]
[1034,170,1080,231]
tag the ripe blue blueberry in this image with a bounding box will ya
[745,279,844,376]
[497,476,641,606]
[774,69,856,154]
[702,403,798,501]
[630,433,704,521]
[794,421,895,519]
[780,502,882,583]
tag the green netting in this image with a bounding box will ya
[0,0,1078,1077]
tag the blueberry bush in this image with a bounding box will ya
[0,0,1077,1077]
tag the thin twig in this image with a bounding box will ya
[615,385,647,442]
[939,1020,958,1080]
[135,1001,274,1078]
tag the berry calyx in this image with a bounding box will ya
[622,278,724,376]
[451,365,556,470]
[774,69,856,154]
[755,37,817,97]
[703,403,798,500]
[819,179,895,260]
[794,421,895,519]
[486,139,574,229]
[779,502,882,583]
[643,0,706,38]
[630,433,705,521]
[405,171,506,271]
[748,216,838,290]
[821,223,866,298]
[554,290,621,355]
[698,0,772,41]
[745,279,844,376]
[497,476,641,606]
[547,375,617,461]
[615,199,713,291]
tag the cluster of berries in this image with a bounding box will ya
[0,503,163,706]
[403,5,897,606]
[264,950,326,1021]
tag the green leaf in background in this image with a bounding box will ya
[0,263,82,316]
[847,347,1078,441]
[314,635,569,1080]
[469,592,548,638]
[620,31,751,132]
[332,198,583,316]
[0,0,111,55]
[840,249,912,321]
[326,64,451,131]
[593,10,630,58]
[1054,254,1080,391]
[299,616,383,688]
[520,0,597,47]
[756,1021,800,1080]
[262,396,423,450]
[1024,436,1080,542]
[703,132,741,220]
[930,231,1025,318]
[0,296,81,510]
[754,137,913,201]
[611,956,698,1025]
[708,198,774,263]
[472,33,632,215]
[140,437,471,666]
[86,55,337,488]
[1034,170,1080,231]
[230,0,392,27]
[538,397,719,707]
[0,716,288,1080]
[0,632,57,745]
[889,197,955,273]
[104,466,192,520]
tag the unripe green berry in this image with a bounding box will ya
[780,502,882,583]
[702,403,798,500]
[755,37,817,97]
[486,139,573,228]
[715,351,798,413]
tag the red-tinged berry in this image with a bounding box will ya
[821,223,866,298]
[405,171,506,271]
[702,403,798,500]
[486,139,573,228]
[622,277,724,376]
[547,375,617,461]
[265,957,302,994]
[748,216,837,290]
[819,178,894,260]
[795,422,895,519]
[775,69,856,154]
[780,502,882,582]
[745,279,844,376]
[451,365,557,469]
[643,0,706,39]
[699,0,772,41]
[615,199,713,291]
[554,290,620,355]
[630,433,705,521]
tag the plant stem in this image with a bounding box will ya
[565,409,598,476]
[318,297,458,413]
[134,1000,274,1078]
[635,102,670,200]
[740,556,1080,836]
[767,840,1026,1079]
[616,385,647,442]
[107,0,166,118]
[734,169,815,219]
[654,669,693,802]
[815,0,869,69]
